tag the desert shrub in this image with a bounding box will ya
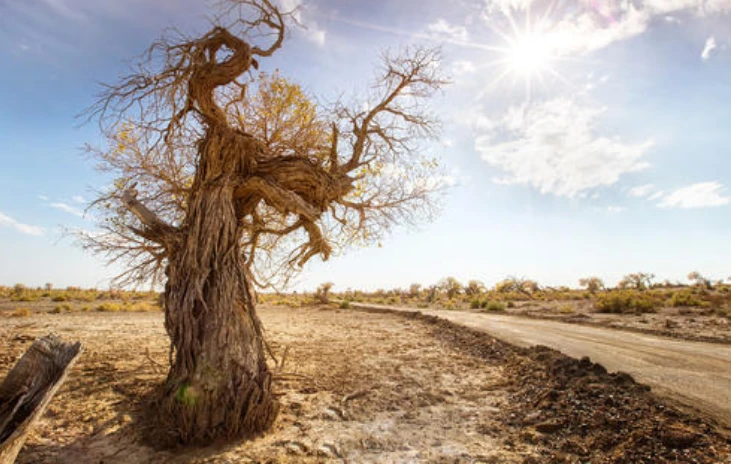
[559,304,575,314]
[13,283,26,296]
[470,298,481,309]
[10,307,31,317]
[51,303,72,314]
[483,301,506,312]
[11,294,38,302]
[127,302,160,312]
[595,291,659,314]
[96,302,122,312]
[439,277,463,299]
[714,307,730,318]
[668,290,704,308]
[464,280,486,296]
[314,282,334,304]
[339,300,351,309]
[52,295,69,302]
[687,271,713,290]
[579,277,604,294]
[506,301,516,308]
[617,272,655,291]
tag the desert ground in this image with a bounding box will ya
[1,294,730,464]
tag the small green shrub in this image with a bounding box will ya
[506,301,516,308]
[51,295,68,302]
[470,298,481,309]
[339,300,351,309]
[595,291,659,314]
[483,301,506,312]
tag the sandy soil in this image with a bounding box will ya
[1,303,729,463]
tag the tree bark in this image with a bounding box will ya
[160,145,279,443]
[0,335,82,464]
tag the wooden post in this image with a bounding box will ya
[0,335,82,464]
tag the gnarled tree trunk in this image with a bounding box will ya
[160,159,278,443]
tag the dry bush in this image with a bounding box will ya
[96,302,122,312]
[668,290,705,308]
[10,307,31,317]
[595,290,659,314]
[482,301,506,312]
[314,282,334,304]
[51,303,72,314]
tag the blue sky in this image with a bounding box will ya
[1,0,730,291]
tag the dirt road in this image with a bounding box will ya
[352,303,731,430]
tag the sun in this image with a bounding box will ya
[480,7,569,102]
[506,34,553,77]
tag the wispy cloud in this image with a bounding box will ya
[40,0,87,22]
[452,60,477,76]
[280,0,327,46]
[427,19,469,42]
[629,184,662,198]
[0,212,44,236]
[607,206,626,213]
[50,202,84,217]
[475,98,653,198]
[701,36,717,60]
[658,182,729,209]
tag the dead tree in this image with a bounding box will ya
[81,0,448,444]
[0,335,82,464]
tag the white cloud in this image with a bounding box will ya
[0,212,44,236]
[482,0,731,57]
[38,194,49,201]
[72,195,86,204]
[658,182,729,208]
[50,202,84,217]
[475,98,654,198]
[607,206,626,213]
[279,0,327,46]
[701,36,717,60]
[452,60,477,76]
[427,19,469,42]
[629,184,659,198]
